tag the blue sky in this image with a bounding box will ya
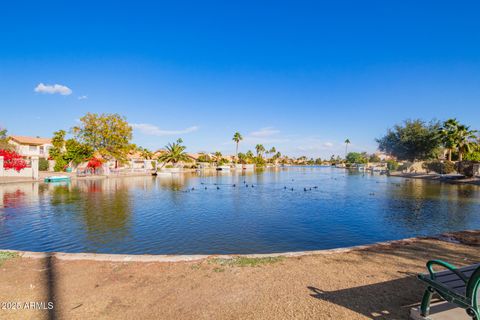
[1,1,480,158]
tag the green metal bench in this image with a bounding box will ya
[418,260,480,319]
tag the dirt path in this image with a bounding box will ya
[1,233,479,320]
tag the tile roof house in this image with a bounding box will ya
[8,135,53,158]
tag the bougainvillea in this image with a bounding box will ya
[0,149,28,172]
[87,157,103,169]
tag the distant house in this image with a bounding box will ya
[374,152,395,161]
[8,135,52,158]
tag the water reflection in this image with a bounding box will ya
[0,167,480,254]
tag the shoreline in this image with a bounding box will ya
[2,166,479,186]
[389,171,480,185]
[1,230,479,319]
[1,230,476,263]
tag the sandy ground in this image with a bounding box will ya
[1,232,479,320]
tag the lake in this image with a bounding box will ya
[1,166,480,254]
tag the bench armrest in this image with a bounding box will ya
[426,259,468,283]
[466,267,480,305]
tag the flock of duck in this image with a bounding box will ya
[181,179,320,193]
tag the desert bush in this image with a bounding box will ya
[423,160,455,174]
[386,160,400,171]
[456,161,479,177]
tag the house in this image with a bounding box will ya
[374,152,395,161]
[8,135,53,158]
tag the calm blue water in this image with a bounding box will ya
[1,166,480,254]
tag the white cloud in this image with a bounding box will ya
[239,127,289,145]
[249,127,280,137]
[78,95,88,100]
[34,83,72,95]
[323,142,334,147]
[131,123,199,136]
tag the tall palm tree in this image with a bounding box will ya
[255,144,265,158]
[157,139,189,167]
[344,139,350,158]
[232,132,243,163]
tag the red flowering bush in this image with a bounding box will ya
[0,149,28,172]
[87,157,103,169]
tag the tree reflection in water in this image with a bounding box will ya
[49,179,133,249]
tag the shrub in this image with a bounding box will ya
[54,158,68,172]
[197,154,211,163]
[464,151,480,162]
[386,160,399,171]
[423,160,456,174]
[39,158,49,171]
[369,154,381,163]
[87,157,103,169]
[456,161,479,177]
[165,164,174,168]
[0,149,27,172]
[218,158,229,166]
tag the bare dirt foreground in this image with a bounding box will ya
[1,231,479,320]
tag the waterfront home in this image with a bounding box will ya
[8,135,52,158]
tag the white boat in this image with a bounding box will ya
[44,175,71,182]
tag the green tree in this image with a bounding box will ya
[346,152,368,164]
[232,132,243,163]
[0,128,12,150]
[49,130,93,171]
[157,139,190,167]
[464,142,480,162]
[376,119,441,162]
[72,113,133,161]
[64,139,93,165]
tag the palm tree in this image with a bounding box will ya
[139,147,154,160]
[237,152,247,164]
[439,119,477,161]
[246,150,254,160]
[344,139,350,158]
[255,144,265,158]
[456,125,478,161]
[214,151,223,165]
[157,139,189,167]
[438,119,460,161]
[232,132,243,163]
